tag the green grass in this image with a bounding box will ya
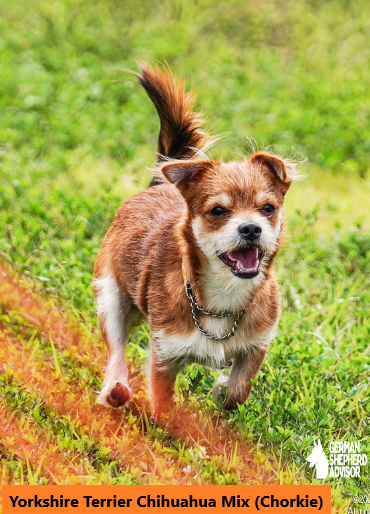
[0,0,369,508]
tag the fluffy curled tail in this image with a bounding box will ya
[131,64,211,185]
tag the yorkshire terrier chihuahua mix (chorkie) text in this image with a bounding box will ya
[94,64,299,417]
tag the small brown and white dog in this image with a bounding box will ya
[94,64,299,417]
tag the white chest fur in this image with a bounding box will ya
[155,316,277,369]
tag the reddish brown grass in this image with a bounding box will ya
[0,328,193,484]
[0,400,99,484]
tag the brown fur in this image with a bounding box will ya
[94,64,298,417]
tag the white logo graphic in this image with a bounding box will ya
[306,440,329,479]
[306,440,367,480]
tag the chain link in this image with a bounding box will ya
[185,283,233,317]
[185,282,255,341]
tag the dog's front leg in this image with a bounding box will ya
[222,347,266,410]
[149,346,178,419]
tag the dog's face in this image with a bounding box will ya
[162,153,295,280]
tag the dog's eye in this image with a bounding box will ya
[262,204,275,214]
[210,206,227,216]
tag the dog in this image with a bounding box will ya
[94,64,299,417]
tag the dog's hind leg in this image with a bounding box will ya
[95,273,139,407]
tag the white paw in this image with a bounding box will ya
[98,381,132,408]
[212,374,229,401]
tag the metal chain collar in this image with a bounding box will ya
[184,280,255,341]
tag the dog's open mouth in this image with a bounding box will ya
[218,247,264,279]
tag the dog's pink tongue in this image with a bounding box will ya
[228,248,258,271]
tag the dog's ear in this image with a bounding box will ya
[250,152,298,189]
[161,159,212,186]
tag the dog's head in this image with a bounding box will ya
[306,440,325,467]
[162,152,298,280]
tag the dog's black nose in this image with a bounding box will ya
[238,222,262,241]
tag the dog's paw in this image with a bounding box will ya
[212,374,229,401]
[98,381,132,408]
[222,396,240,411]
[222,389,251,411]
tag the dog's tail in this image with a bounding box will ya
[132,64,212,186]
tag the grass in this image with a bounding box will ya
[0,0,369,511]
